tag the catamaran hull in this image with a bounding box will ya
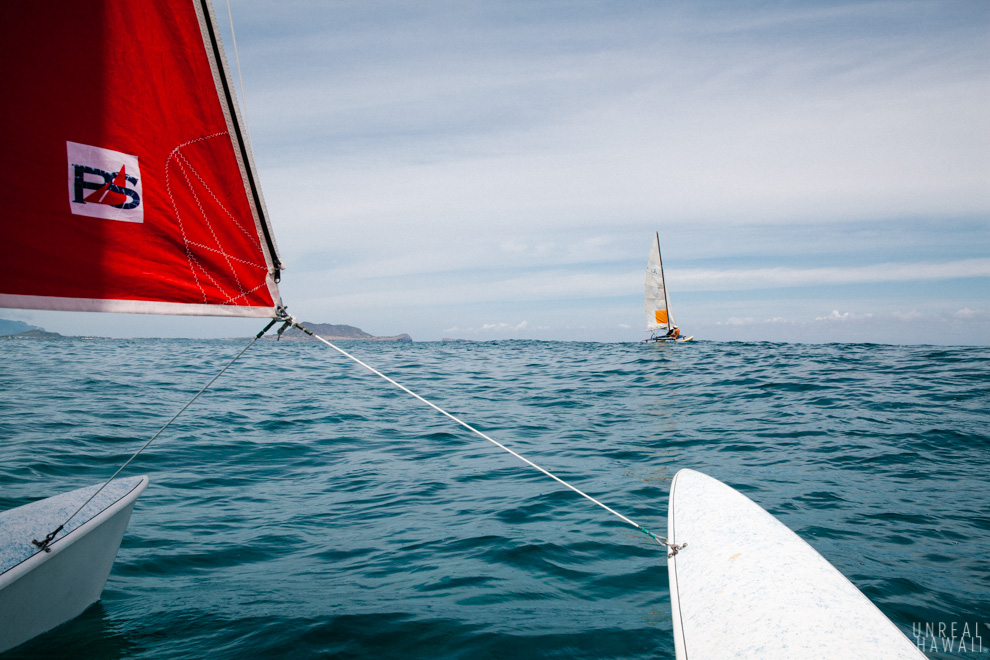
[0,476,148,654]
[667,469,925,659]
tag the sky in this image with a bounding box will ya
[4,0,989,344]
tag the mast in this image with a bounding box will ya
[657,232,671,330]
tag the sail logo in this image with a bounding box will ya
[66,141,143,223]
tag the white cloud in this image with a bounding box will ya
[718,317,758,326]
[235,0,989,261]
[295,268,641,312]
[294,257,988,316]
[814,310,873,322]
[713,316,792,326]
[675,259,990,292]
[444,321,533,335]
[953,307,984,319]
[481,321,529,332]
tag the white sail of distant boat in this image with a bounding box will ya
[645,232,692,342]
[0,1,285,652]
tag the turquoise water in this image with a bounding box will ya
[1,338,988,659]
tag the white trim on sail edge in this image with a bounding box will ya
[0,294,278,318]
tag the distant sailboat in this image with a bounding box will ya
[0,1,285,652]
[645,232,692,342]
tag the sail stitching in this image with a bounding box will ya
[181,258,265,307]
[183,241,265,270]
[173,152,248,299]
[165,143,209,304]
[165,131,271,306]
[173,142,263,248]
[219,281,268,306]
[186,253,228,303]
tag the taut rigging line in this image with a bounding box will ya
[290,318,685,557]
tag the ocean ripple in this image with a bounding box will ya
[1,339,987,659]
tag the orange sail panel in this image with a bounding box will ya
[655,310,669,324]
[0,1,283,317]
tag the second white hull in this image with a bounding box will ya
[0,476,148,654]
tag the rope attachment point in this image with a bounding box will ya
[32,526,64,553]
[272,305,294,339]
[638,526,688,558]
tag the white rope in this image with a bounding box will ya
[33,319,280,552]
[293,321,667,539]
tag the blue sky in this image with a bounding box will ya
[5,0,988,344]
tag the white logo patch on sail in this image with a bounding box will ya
[66,141,143,223]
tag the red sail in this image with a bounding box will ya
[0,1,284,317]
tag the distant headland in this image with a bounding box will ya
[0,327,64,339]
[267,322,412,342]
[0,319,63,339]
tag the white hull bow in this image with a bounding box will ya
[0,476,148,653]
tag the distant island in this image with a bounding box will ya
[0,318,39,335]
[0,319,63,339]
[274,322,412,342]
[0,328,64,339]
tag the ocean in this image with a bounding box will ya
[1,338,987,659]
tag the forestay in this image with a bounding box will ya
[0,1,284,318]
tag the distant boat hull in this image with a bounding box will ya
[646,335,694,343]
[0,476,148,654]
